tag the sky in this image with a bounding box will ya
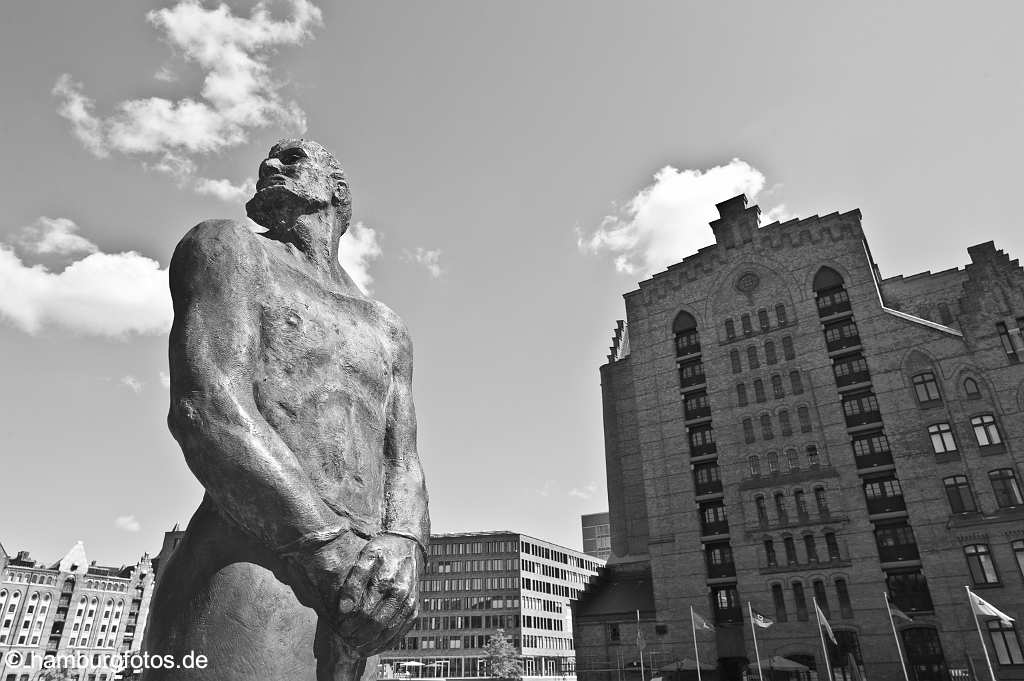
[2,1,1023,567]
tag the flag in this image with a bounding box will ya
[815,600,837,645]
[750,607,775,629]
[969,590,1015,625]
[890,603,913,623]
[692,610,715,632]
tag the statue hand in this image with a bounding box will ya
[330,534,421,656]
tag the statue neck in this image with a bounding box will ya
[267,213,346,285]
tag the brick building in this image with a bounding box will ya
[582,514,613,561]
[573,195,1024,681]
[0,541,155,680]
[380,531,604,679]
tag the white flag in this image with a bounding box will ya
[815,600,837,644]
[969,590,1015,625]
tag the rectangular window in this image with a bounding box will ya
[964,544,999,585]
[971,414,1003,446]
[792,582,808,621]
[758,309,770,331]
[764,540,777,567]
[747,346,760,369]
[730,350,742,374]
[996,323,1021,363]
[1014,540,1024,579]
[725,319,736,340]
[912,372,941,403]
[779,410,792,436]
[760,414,773,440]
[842,392,880,426]
[944,475,976,513]
[825,533,841,561]
[987,621,1024,665]
[737,383,748,406]
[835,579,853,618]
[775,304,788,327]
[782,336,795,360]
[784,537,798,565]
[824,319,860,351]
[754,379,766,402]
[772,584,788,622]
[743,418,755,444]
[990,469,1024,508]
[742,314,753,335]
[928,423,957,453]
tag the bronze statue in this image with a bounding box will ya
[143,140,429,681]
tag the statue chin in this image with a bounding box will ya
[246,185,303,230]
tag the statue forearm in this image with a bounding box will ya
[382,454,430,554]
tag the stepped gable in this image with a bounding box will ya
[607,320,630,362]
[958,241,1024,328]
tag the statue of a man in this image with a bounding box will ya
[143,139,429,681]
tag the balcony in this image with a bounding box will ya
[690,442,718,457]
[817,290,852,318]
[714,606,743,624]
[866,495,906,515]
[694,478,723,497]
[835,368,871,388]
[701,519,730,537]
[855,450,894,470]
[679,361,706,388]
[889,589,933,613]
[707,561,736,579]
[675,335,701,358]
[877,542,920,563]
[684,397,711,421]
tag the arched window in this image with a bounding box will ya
[758,309,770,332]
[755,495,768,523]
[765,340,777,365]
[814,267,850,316]
[673,311,699,357]
[766,452,779,474]
[747,346,760,369]
[964,378,980,397]
[804,535,819,562]
[764,541,777,567]
[772,374,785,398]
[771,583,788,621]
[814,486,829,514]
[760,414,774,439]
[741,313,753,335]
[748,455,761,476]
[775,304,788,326]
[786,449,799,472]
[782,335,795,360]
[792,581,808,620]
[730,349,742,374]
[754,379,766,402]
[725,319,736,340]
[825,532,841,560]
[743,418,755,443]
[789,370,804,394]
[737,383,748,407]
[797,406,812,432]
[812,580,830,616]
[783,537,797,564]
[779,409,792,436]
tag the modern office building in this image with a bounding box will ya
[380,531,604,679]
[574,195,1024,681]
[581,514,612,561]
[0,541,155,680]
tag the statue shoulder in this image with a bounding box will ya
[170,220,265,288]
[373,300,413,357]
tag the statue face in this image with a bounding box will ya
[246,140,350,230]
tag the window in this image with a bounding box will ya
[814,487,829,515]
[765,340,777,365]
[758,309,770,332]
[731,350,742,374]
[767,452,779,474]
[842,391,880,425]
[990,469,1024,508]
[755,496,768,524]
[689,424,716,452]
[1014,540,1024,579]
[927,423,957,454]
[971,414,1003,446]
[804,535,819,563]
[782,336,795,360]
[743,418,755,444]
[996,322,1021,363]
[737,383,748,407]
[775,493,787,521]
[964,545,999,585]
[792,582,808,620]
[987,620,1024,665]
[741,314,752,335]
[754,379,766,403]
[748,346,760,369]
[835,579,853,618]
[824,319,860,350]
[764,540,777,567]
[912,372,941,403]
[813,580,830,617]
[964,378,980,397]
[771,584,787,622]
[797,406,812,432]
[684,391,709,419]
[775,304,788,326]
[807,445,820,468]
[772,375,785,399]
[761,414,774,440]
[825,533,841,561]
[784,537,798,564]
[787,449,800,473]
[748,456,761,477]
[943,476,976,513]
[789,370,804,395]
[779,410,792,436]
[794,489,808,515]
[725,319,736,340]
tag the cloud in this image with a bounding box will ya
[569,483,598,500]
[159,370,171,388]
[53,0,322,190]
[120,375,144,393]
[535,480,556,497]
[194,176,256,202]
[578,159,785,277]
[13,217,99,257]
[114,515,141,533]
[0,219,171,337]
[337,222,382,294]
[404,247,444,278]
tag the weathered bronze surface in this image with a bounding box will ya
[143,140,430,681]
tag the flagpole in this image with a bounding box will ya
[813,597,834,681]
[883,593,910,681]
[691,606,702,681]
[966,586,997,681]
[748,602,764,681]
[637,609,645,681]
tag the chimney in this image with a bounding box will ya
[711,194,760,248]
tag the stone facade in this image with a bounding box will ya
[582,514,613,560]
[0,542,155,680]
[575,195,1024,681]
[379,531,604,679]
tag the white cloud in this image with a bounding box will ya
[114,515,141,532]
[337,221,382,294]
[404,247,444,278]
[159,370,171,388]
[0,220,171,337]
[194,176,256,202]
[154,65,178,83]
[568,482,598,500]
[120,375,144,393]
[578,159,785,277]
[14,217,99,257]
[53,0,322,189]
[535,480,556,497]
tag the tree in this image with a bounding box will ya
[484,628,523,681]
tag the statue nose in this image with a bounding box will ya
[260,157,284,178]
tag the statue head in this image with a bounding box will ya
[245,139,353,237]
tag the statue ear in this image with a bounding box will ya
[332,180,349,206]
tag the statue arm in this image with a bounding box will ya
[380,321,430,555]
[166,221,345,553]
